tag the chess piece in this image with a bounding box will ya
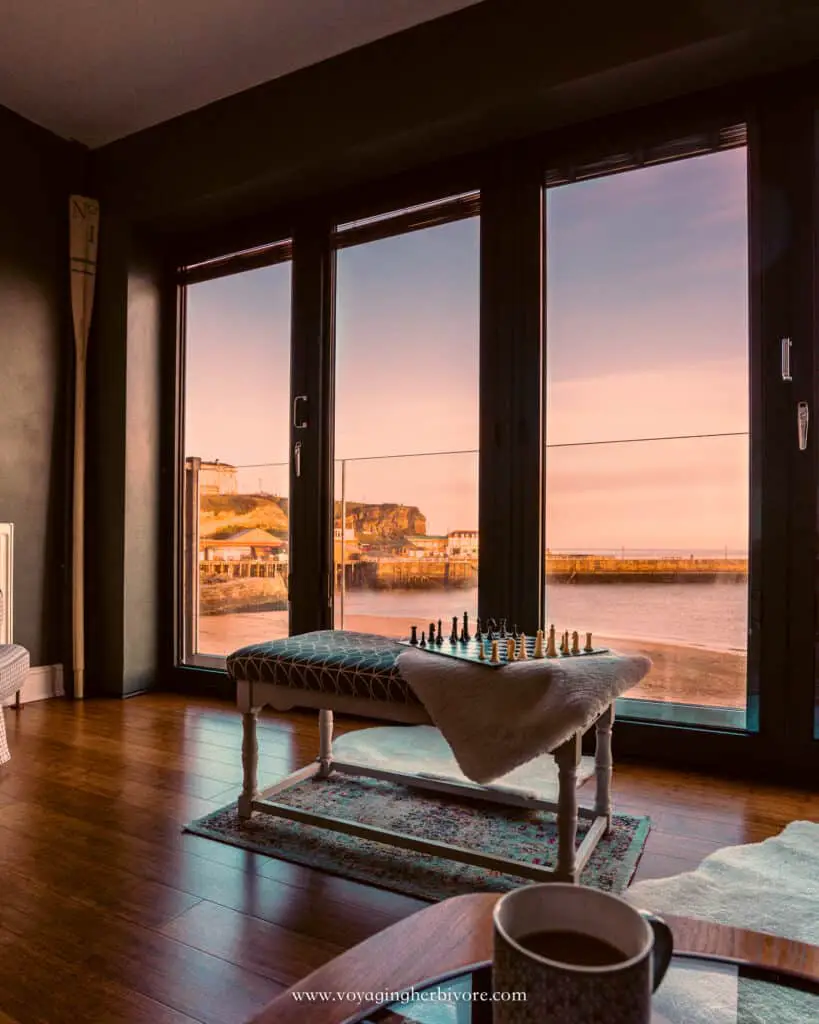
[462,612,471,643]
[499,618,507,639]
[571,630,580,655]
[534,629,544,658]
[410,625,418,646]
[560,631,568,655]
[518,633,527,659]
[490,639,500,664]
[512,623,519,639]
[429,622,436,645]
[584,631,594,653]
[419,630,426,648]
[546,624,557,658]
[437,619,443,644]
[475,617,482,639]
[478,641,486,661]
[450,617,459,644]
[506,637,515,661]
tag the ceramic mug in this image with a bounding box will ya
[492,883,673,1023]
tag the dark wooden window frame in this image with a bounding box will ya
[164,67,819,783]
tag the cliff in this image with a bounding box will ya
[200,493,426,542]
[200,494,289,538]
[335,501,426,540]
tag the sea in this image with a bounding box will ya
[340,580,748,652]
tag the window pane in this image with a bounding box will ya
[545,146,749,722]
[182,262,291,659]
[334,217,479,640]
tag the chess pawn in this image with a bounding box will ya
[571,630,580,655]
[534,629,544,658]
[429,622,436,645]
[410,625,418,646]
[506,637,516,661]
[518,633,527,660]
[499,618,507,639]
[490,639,500,664]
[419,630,427,648]
[584,631,594,653]
[546,624,557,658]
[478,641,486,661]
[560,631,569,655]
[475,617,482,638]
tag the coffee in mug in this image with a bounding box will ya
[492,883,673,1023]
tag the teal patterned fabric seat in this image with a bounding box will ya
[227,630,420,705]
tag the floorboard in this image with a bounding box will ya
[0,693,815,1023]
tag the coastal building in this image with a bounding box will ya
[334,526,360,562]
[189,459,238,495]
[403,534,447,557]
[201,527,285,561]
[447,530,479,558]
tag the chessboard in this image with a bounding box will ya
[397,614,608,669]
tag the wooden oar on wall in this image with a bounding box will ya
[69,196,100,700]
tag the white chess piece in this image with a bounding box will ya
[518,633,527,659]
[534,629,544,658]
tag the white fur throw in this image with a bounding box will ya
[396,649,651,784]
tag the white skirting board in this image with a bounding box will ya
[2,664,64,706]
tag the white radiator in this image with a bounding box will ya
[0,523,13,645]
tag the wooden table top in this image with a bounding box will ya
[248,892,819,1024]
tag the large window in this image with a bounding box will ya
[545,145,749,725]
[182,256,292,661]
[333,206,480,639]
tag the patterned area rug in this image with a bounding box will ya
[185,773,650,900]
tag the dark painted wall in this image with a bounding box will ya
[0,105,83,667]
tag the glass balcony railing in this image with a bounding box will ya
[183,433,749,720]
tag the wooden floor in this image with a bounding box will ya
[0,694,816,1024]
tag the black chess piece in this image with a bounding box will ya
[512,623,519,639]
[437,619,443,641]
[429,622,436,645]
[487,627,495,642]
[410,625,418,645]
[499,618,507,638]
[462,611,471,642]
[475,617,482,640]
[419,630,427,648]
[436,632,443,646]
[450,616,459,644]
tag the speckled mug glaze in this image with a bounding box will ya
[492,883,673,1023]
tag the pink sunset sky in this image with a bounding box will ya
[185,146,748,552]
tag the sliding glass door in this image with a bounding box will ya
[180,249,292,664]
[544,139,751,728]
[331,199,480,640]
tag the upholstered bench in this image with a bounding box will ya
[227,629,651,883]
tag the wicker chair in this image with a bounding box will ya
[0,589,28,764]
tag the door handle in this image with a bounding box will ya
[293,395,308,429]
[798,401,809,451]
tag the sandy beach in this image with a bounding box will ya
[198,610,747,710]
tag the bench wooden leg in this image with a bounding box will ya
[594,703,614,833]
[238,708,259,819]
[318,709,334,778]
[554,733,581,883]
